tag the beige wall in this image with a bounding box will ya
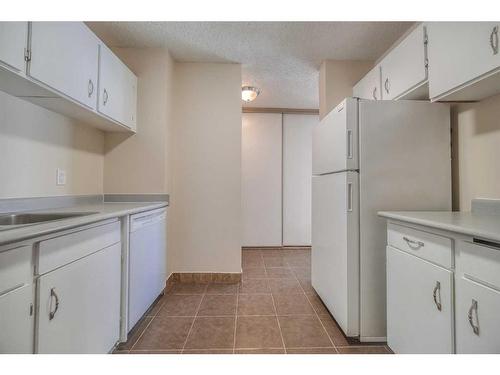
[103,48,174,194]
[319,60,373,119]
[169,63,242,273]
[451,93,500,211]
[0,91,104,198]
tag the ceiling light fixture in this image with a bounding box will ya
[241,86,261,102]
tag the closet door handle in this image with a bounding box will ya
[490,26,499,55]
[403,236,425,250]
[468,299,479,335]
[347,182,353,212]
[49,288,59,321]
[346,130,353,159]
[432,281,442,311]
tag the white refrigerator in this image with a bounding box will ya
[311,98,451,342]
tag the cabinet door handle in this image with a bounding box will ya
[490,26,499,55]
[384,78,390,94]
[49,287,59,321]
[103,89,109,105]
[468,299,479,335]
[432,281,442,311]
[88,79,94,98]
[372,87,378,100]
[403,236,425,249]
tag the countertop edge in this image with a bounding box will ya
[0,202,168,247]
[378,211,500,243]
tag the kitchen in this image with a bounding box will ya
[1,1,500,372]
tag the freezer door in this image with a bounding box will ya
[311,172,360,337]
[312,98,358,174]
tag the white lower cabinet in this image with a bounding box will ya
[456,277,500,353]
[386,245,453,353]
[0,284,34,354]
[36,242,121,354]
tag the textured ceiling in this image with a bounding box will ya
[87,22,413,109]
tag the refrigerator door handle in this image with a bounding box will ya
[347,130,353,159]
[347,182,353,212]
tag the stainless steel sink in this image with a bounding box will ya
[0,212,99,226]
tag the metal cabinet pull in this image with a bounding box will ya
[103,89,109,105]
[372,87,378,100]
[432,281,442,311]
[384,78,390,94]
[490,26,499,55]
[403,236,425,250]
[49,288,59,321]
[468,299,479,335]
[88,79,94,98]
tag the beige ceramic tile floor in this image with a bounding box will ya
[114,247,391,354]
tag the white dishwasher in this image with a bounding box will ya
[128,207,167,330]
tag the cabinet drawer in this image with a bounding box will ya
[457,240,500,289]
[387,223,452,268]
[0,246,32,295]
[37,221,120,275]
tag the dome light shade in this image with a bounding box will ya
[242,86,261,102]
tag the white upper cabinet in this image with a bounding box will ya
[427,22,500,101]
[28,22,99,110]
[98,44,137,130]
[353,65,381,100]
[0,22,28,73]
[380,24,428,100]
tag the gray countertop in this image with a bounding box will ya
[378,210,500,243]
[0,201,167,246]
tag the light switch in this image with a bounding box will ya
[56,168,66,186]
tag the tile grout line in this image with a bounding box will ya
[232,285,239,354]
[264,249,288,354]
[129,293,167,351]
[180,284,207,353]
[291,257,339,354]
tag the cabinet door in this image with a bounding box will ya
[456,277,500,353]
[352,65,381,100]
[0,285,34,354]
[29,22,99,109]
[37,243,121,353]
[386,246,453,353]
[427,22,500,100]
[98,44,137,130]
[380,24,427,100]
[0,22,28,73]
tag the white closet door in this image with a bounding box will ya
[283,114,317,246]
[242,113,282,246]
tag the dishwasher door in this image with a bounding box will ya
[128,208,167,330]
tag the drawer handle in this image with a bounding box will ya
[403,236,425,249]
[468,299,479,335]
[49,287,59,321]
[432,281,442,311]
[490,26,499,55]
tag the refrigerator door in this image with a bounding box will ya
[311,171,360,337]
[312,98,358,175]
